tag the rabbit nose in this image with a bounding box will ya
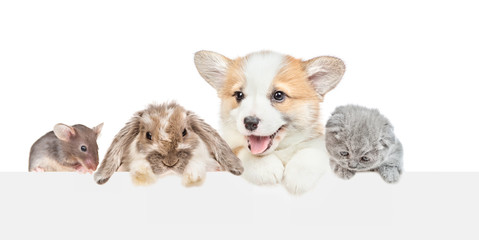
[162,159,179,167]
[244,116,260,131]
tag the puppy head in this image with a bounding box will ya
[195,51,345,155]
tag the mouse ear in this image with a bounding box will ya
[53,123,76,141]
[302,56,345,98]
[92,123,104,137]
[187,111,243,175]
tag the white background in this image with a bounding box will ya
[1,2,478,240]
[1,0,478,172]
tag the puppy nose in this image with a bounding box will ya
[244,116,260,131]
[162,159,179,167]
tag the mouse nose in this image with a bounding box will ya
[162,158,179,167]
[244,116,260,131]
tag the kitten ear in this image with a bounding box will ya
[379,123,395,148]
[53,123,76,142]
[302,56,345,97]
[194,50,232,91]
[326,113,345,134]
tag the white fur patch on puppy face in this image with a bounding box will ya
[232,52,287,137]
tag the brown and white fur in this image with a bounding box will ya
[194,50,345,194]
[94,102,243,186]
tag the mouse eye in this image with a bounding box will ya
[340,151,349,157]
[146,132,152,140]
[80,145,87,152]
[182,128,187,137]
[361,156,370,162]
[233,91,244,102]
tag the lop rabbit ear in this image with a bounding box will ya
[187,112,243,175]
[94,111,143,184]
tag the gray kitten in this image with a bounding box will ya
[325,105,403,183]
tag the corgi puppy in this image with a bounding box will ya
[194,50,345,194]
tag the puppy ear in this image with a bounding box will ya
[302,56,345,97]
[53,123,76,142]
[94,112,142,184]
[92,123,104,138]
[187,112,243,175]
[194,50,232,91]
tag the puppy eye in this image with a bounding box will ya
[233,91,244,102]
[340,151,349,157]
[272,91,286,102]
[182,128,187,137]
[361,156,370,162]
[146,132,152,140]
[80,145,87,152]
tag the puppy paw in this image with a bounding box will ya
[378,166,400,183]
[282,148,328,195]
[131,168,156,186]
[283,165,321,195]
[241,152,284,185]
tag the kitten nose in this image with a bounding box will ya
[244,116,260,131]
[348,162,358,169]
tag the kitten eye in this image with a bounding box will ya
[182,128,187,137]
[340,151,349,157]
[80,145,87,152]
[233,91,244,102]
[361,156,370,162]
[146,132,152,140]
[272,91,286,102]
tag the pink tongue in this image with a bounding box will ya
[248,136,271,154]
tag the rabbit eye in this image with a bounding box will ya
[146,132,152,140]
[182,128,187,137]
[361,156,370,162]
[340,151,349,157]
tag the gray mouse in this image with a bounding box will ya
[29,123,103,173]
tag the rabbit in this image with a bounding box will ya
[94,102,244,186]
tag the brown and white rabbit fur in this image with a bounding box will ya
[94,102,243,186]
